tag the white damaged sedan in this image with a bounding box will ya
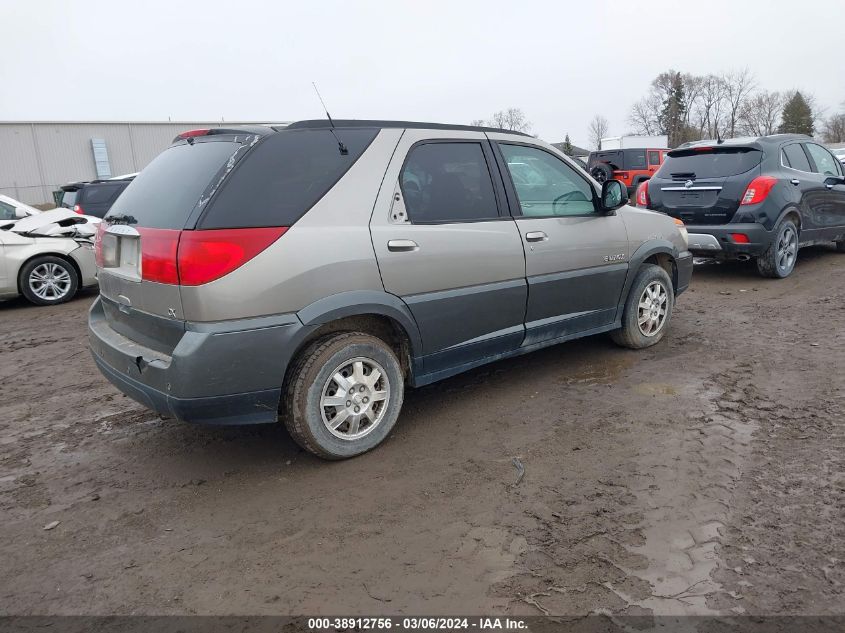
[0,208,100,306]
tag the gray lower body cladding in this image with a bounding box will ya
[88,297,307,424]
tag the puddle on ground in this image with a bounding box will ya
[633,382,679,396]
[559,357,634,386]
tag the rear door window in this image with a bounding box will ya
[627,149,647,169]
[500,144,596,217]
[200,128,378,229]
[782,143,812,172]
[400,142,499,223]
[107,139,241,229]
[805,143,843,177]
[648,150,661,166]
[657,148,763,179]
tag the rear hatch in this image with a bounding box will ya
[95,126,380,352]
[95,134,253,353]
[649,146,762,224]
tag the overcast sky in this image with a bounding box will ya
[1,0,843,147]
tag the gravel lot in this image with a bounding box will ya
[1,246,843,619]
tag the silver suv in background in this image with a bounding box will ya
[89,121,693,459]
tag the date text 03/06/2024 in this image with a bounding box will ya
[307,617,529,630]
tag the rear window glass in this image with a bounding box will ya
[657,148,762,179]
[80,183,123,204]
[199,128,378,229]
[107,140,240,229]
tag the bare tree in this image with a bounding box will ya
[587,115,609,149]
[821,112,845,143]
[470,119,487,127]
[692,74,726,139]
[629,93,662,135]
[488,108,532,133]
[738,90,784,137]
[722,69,756,138]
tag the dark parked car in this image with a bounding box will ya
[60,175,135,218]
[637,135,845,278]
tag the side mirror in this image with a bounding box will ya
[601,179,628,213]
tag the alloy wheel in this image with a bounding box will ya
[320,357,390,440]
[29,263,72,301]
[637,281,668,337]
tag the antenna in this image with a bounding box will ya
[312,82,348,155]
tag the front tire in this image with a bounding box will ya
[19,256,79,306]
[611,264,674,350]
[283,332,404,460]
[757,219,798,278]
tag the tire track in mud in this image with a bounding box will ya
[612,363,760,616]
[494,361,764,619]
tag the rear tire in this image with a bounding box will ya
[757,219,798,278]
[283,332,404,460]
[19,256,79,306]
[611,264,674,350]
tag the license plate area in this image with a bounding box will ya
[103,225,142,282]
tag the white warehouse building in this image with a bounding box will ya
[0,121,279,206]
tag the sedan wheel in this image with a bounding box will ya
[29,262,73,302]
[19,256,80,306]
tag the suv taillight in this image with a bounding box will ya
[73,204,84,214]
[129,227,287,285]
[177,227,287,285]
[636,180,650,207]
[740,176,777,205]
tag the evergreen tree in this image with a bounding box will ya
[779,92,814,135]
[659,72,687,146]
[561,134,574,156]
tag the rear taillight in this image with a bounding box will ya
[73,204,84,214]
[177,227,287,285]
[138,228,181,284]
[101,226,288,285]
[740,176,777,205]
[730,233,751,244]
[636,180,650,207]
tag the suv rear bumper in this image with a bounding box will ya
[88,297,305,425]
[685,223,771,257]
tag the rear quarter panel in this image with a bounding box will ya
[179,129,404,322]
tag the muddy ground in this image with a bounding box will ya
[1,247,843,621]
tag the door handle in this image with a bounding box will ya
[387,239,419,252]
[790,178,801,186]
[525,231,548,242]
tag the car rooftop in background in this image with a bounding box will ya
[59,175,135,218]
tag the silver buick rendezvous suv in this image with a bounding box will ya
[89,120,693,459]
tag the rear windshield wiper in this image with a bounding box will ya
[106,213,138,225]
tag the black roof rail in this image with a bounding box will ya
[285,119,533,137]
